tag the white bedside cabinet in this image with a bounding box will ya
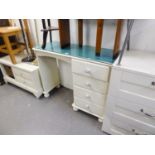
[72,59,111,122]
[102,50,155,135]
[0,54,43,98]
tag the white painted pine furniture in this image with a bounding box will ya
[102,50,155,135]
[72,59,110,122]
[34,47,111,122]
[0,53,43,98]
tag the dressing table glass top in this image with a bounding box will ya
[35,42,114,64]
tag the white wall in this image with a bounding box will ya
[28,19,155,52]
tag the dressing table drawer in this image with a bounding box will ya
[72,59,110,81]
[73,73,108,94]
[74,97,104,118]
[74,86,106,107]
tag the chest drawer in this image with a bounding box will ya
[12,67,33,81]
[72,59,110,82]
[121,71,155,99]
[122,71,155,89]
[118,90,155,121]
[112,111,154,134]
[74,97,104,117]
[73,74,108,94]
[74,86,106,107]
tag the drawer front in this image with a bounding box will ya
[74,97,104,117]
[117,90,155,122]
[121,71,155,100]
[14,74,34,88]
[13,67,33,81]
[74,86,106,107]
[72,59,110,82]
[73,73,108,94]
[112,111,154,134]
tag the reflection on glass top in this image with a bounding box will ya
[35,42,114,64]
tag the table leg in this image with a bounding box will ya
[113,19,123,58]
[96,19,104,56]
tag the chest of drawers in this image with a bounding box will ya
[102,50,155,134]
[72,59,111,122]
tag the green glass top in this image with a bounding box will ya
[35,42,114,64]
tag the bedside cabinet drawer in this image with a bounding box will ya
[74,86,106,107]
[72,59,110,81]
[12,67,33,81]
[74,97,104,117]
[14,75,34,88]
[73,74,108,94]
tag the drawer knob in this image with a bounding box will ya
[85,104,89,108]
[86,82,91,87]
[85,68,91,74]
[132,129,135,132]
[85,94,91,99]
[132,129,139,135]
[151,81,155,86]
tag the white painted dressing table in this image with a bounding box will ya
[33,42,114,122]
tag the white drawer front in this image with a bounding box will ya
[72,59,110,82]
[13,67,33,81]
[112,112,154,134]
[118,90,155,121]
[122,71,155,90]
[73,74,108,94]
[74,97,104,117]
[74,86,106,107]
[14,75,34,88]
[121,71,155,100]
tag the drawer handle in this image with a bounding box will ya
[151,81,155,86]
[131,129,139,135]
[140,109,155,117]
[85,68,91,74]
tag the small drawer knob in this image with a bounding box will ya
[85,68,91,73]
[132,129,135,132]
[85,94,90,98]
[151,81,155,86]
[86,82,91,87]
[85,104,89,108]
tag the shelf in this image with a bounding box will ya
[35,42,114,64]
